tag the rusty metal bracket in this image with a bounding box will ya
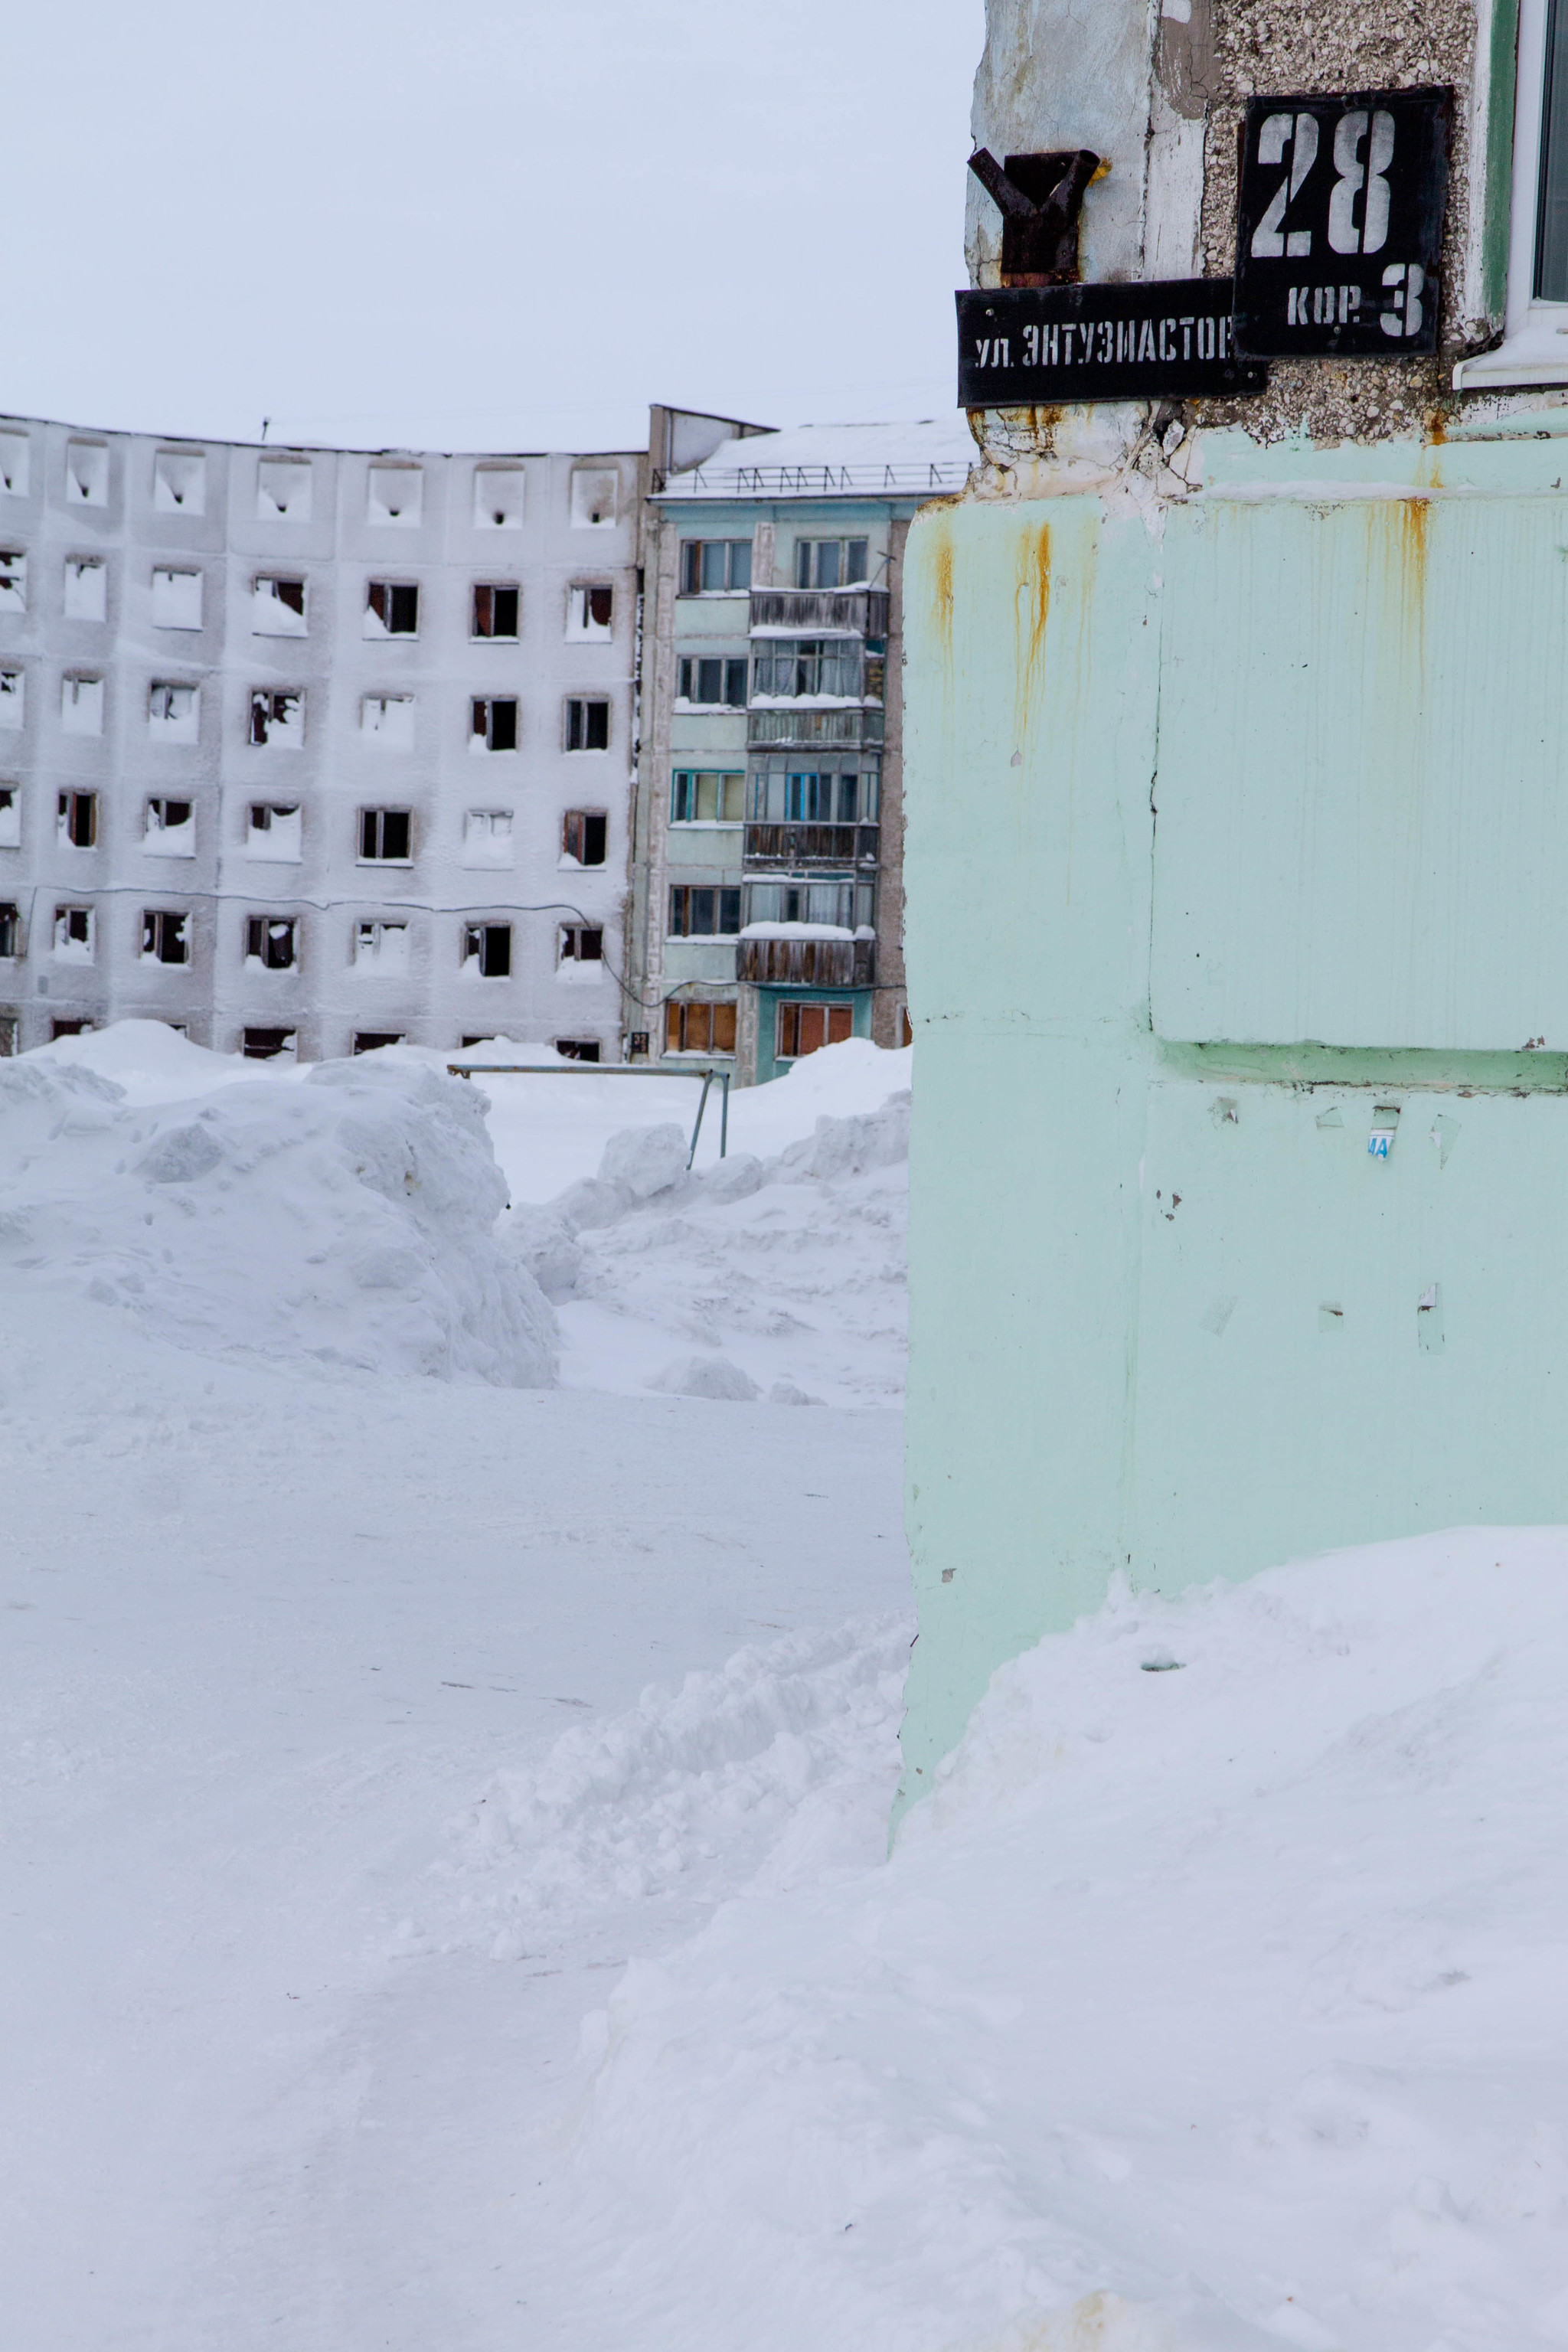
[968,148,1104,286]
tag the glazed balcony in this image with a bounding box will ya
[743,822,880,869]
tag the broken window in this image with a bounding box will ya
[567,584,612,638]
[750,639,862,700]
[745,878,872,929]
[367,465,422,526]
[144,798,194,855]
[54,904,94,959]
[247,803,302,861]
[676,656,747,708]
[792,537,871,590]
[777,1001,854,1059]
[747,765,878,822]
[561,809,607,867]
[462,808,513,867]
[245,915,297,971]
[57,791,97,849]
[471,697,518,752]
[152,567,202,629]
[64,557,107,622]
[565,697,609,752]
[148,682,199,740]
[353,1031,405,1054]
[250,690,303,746]
[472,583,520,639]
[569,468,617,528]
[0,432,29,497]
[665,999,737,1056]
[61,675,104,735]
[153,449,206,514]
[680,539,751,594]
[253,576,307,636]
[51,1018,93,1040]
[140,909,189,965]
[364,580,419,638]
[354,922,410,969]
[463,922,511,978]
[473,465,524,529]
[65,441,108,507]
[0,552,26,614]
[243,1026,296,1059]
[256,458,312,521]
[358,808,412,862]
[558,923,603,965]
[0,902,18,957]
[667,886,740,939]
[361,694,415,746]
[0,670,22,730]
[671,770,744,824]
[0,786,18,848]
[554,1037,601,1062]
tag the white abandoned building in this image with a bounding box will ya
[0,419,644,1060]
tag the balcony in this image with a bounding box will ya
[743,822,880,870]
[737,935,874,987]
[746,706,885,751]
[749,588,890,638]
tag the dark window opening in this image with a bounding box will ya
[778,1001,854,1059]
[58,791,97,848]
[667,885,740,939]
[246,915,296,970]
[562,808,607,866]
[367,580,420,635]
[359,807,412,861]
[554,1037,601,1061]
[586,585,612,629]
[565,697,609,751]
[472,583,520,639]
[141,909,189,965]
[665,1000,737,1055]
[249,690,302,745]
[0,903,18,957]
[146,797,193,835]
[680,539,752,594]
[472,697,518,751]
[51,1018,94,1040]
[464,923,511,977]
[243,1027,296,1060]
[353,1032,404,1054]
[559,924,603,964]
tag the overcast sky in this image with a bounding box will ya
[10,0,982,453]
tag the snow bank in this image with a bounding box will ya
[0,1055,555,1383]
[531,1530,1568,2352]
[26,1015,287,1106]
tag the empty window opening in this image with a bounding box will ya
[672,769,744,824]
[148,682,199,740]
[361,694,415,746]
[64,557,107,622]
[61,675,104,735]
[561,809,607,867]
[793,537,871,590]
[473,466,525,529]
[464,923,511,978]
[151,567,202,629]
[680,539,751,594]
[354,1032,405,1054]
[472,697,518,752]
[153,449,206,514]
[567,584,613,638]
[365,580,419,638]
[0,552,26,614]
[58,791,97,849]
[665,999,737,1056]
[462,808,513,867]
[667,885,740,938]
[65,442,108,507]
[748,764,879,822]
[354,922,409,969]
[359,808,412,862]
[0,902,19,957]
[0,432,30,497]
[676,656,747,708]
[246,916,297,971]
[554,1037,601,1061]
[559,924,603,965]
[141,909,190,965]
[565,697,609,752]
[569,468,617,528]
[778,1001,853,1060]
[472,583,520,639]
[256,459,311,521]
[144,798,194,855]
[250,690,303,747]
[54,905,94,959]
[0,670,22,730]
[367,466,423,527]
[247,803,302,861]
[51,1018,94,1040]
[243,1026,296,1059]
[253,576,307,636]
[0,1012,15,1055]
[0,786,18,849]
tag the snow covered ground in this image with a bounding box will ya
[5,1023,1567,2352]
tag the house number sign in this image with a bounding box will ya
[1232,87,1449,358]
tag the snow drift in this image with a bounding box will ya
[0,1055,555,1383]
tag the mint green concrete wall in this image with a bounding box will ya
[898,432,1568,1805]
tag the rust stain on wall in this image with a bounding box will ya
[1014,520,1053,742]
[930,528,956,662]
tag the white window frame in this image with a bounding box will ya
[1458,0,1568,384]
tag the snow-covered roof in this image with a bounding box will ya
[657,418,975,502]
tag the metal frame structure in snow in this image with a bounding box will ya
[446,1059,730,1165]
